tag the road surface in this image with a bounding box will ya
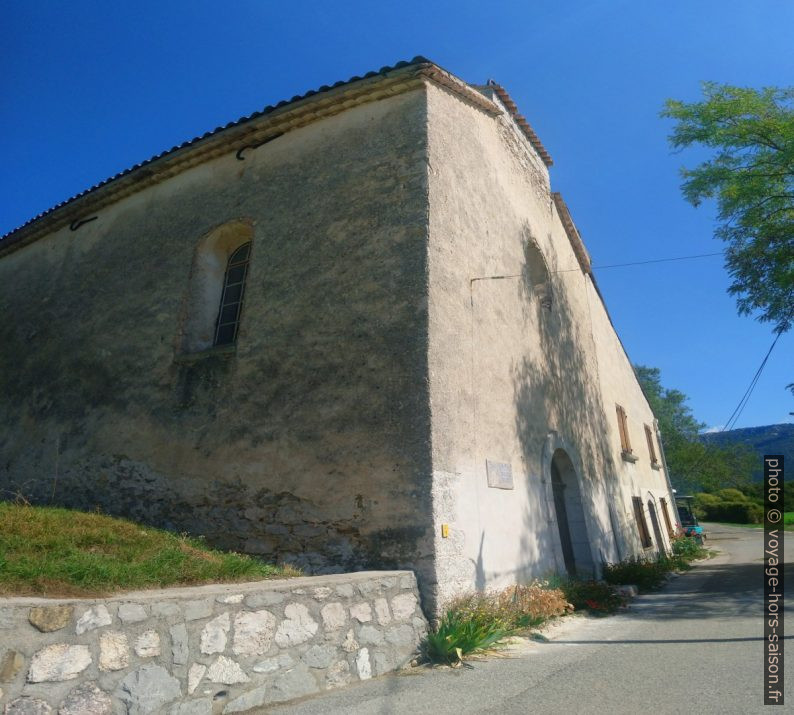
[264,524,791,714]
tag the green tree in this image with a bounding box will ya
[634,365,755,492]
[661,83,794,335]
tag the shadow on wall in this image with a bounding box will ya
[512,232,629,581]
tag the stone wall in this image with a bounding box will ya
[0,571,427,714]
[0,87,436,593]
[424,80,677,605]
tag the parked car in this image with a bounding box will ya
[675,495,705,543]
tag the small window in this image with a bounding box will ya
[214,242,250,346]
[659,497,675,538]
[644,424,659,466]
[632,496,653,548]
[616,405,632,453]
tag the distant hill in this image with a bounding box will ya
[701,423,794,481]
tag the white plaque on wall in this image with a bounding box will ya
[486,460,514,490]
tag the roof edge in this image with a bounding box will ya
[483,82,553,167]
[552,192,591,274]
[3,57,502,256]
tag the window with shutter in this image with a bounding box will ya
[632,496,653,548]
[644,424,659,466]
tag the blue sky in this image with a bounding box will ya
[2,1,792,429]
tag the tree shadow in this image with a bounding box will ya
[512,230,629,584]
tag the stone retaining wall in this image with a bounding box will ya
[0,571,427,714]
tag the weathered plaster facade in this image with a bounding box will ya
[0,58,676,614]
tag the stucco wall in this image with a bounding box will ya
[0,90,435,586]
[425,82,675,605]
[0,71,675,616]
[0,571,426,714]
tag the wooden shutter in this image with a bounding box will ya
[632,496,652,548]
[616,405,631,452]
[644,424,657,464]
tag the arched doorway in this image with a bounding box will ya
[550,449,594,577]
[647,499,665,555]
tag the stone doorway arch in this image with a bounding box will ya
[547,448,595,578]
[647,499,665,555]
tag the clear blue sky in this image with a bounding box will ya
[2,1,792,429]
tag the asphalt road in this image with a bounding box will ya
[265,524,792,714]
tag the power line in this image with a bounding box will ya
[471,251,725,283]
[553,251,724,274]
[720,332,782,432]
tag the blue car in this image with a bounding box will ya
[676,496,705,543]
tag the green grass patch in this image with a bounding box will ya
[422,582,573,665]
[0,502,299,597]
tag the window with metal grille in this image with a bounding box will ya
[616,404,632,453]
[632,496,653,548]
[659,497,675,538]
[214,242,250,346]
[644,424,659,465]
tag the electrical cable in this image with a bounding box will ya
[720,332,782,432]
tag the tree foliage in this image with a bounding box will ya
[662,83,794,335]
[634,365,755,492]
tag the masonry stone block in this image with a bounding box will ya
[267,664,318,704]
[200,612,230,655]
[133,630,161,658]
[116,664,182,715]
[0,651,25,682]
[274,604,318,647]
[325,660,351,689]
[184,600,213,622]
[206,656,249,685]
[28,606,73,633]
[355,648,372,680]
[170,623,189,665]
[187,664,206,695]
[98,632,129,671]
[390,592,418,621]
[358,625,385,646]
[231,609,276,656]
[349,602,372,623]
[28,644,91,683]
[75,606,112,635]
[117,604,147,624]
[4,697,52,715]
[59,681,113,715]
[320,602,346,631]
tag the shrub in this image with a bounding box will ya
[422,582,573,664]
[602,557,668,592]
[701,500,763,524]
[715,488,749,502]
[693,491,763,523]
[672,535,707,560]
[423,604,512,665]
[557,579,626,615]
[422,593,514,665]
[494,582,573,629]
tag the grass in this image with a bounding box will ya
[0,502,299,597]
[422,582,573,665]
[784,512,794,531]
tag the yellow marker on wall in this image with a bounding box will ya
[441,524,450,538]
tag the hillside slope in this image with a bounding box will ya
[701,423,793,480]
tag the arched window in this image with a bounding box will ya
[214,242,251,346]
[179,220,253,354]
[523,234,553,310]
